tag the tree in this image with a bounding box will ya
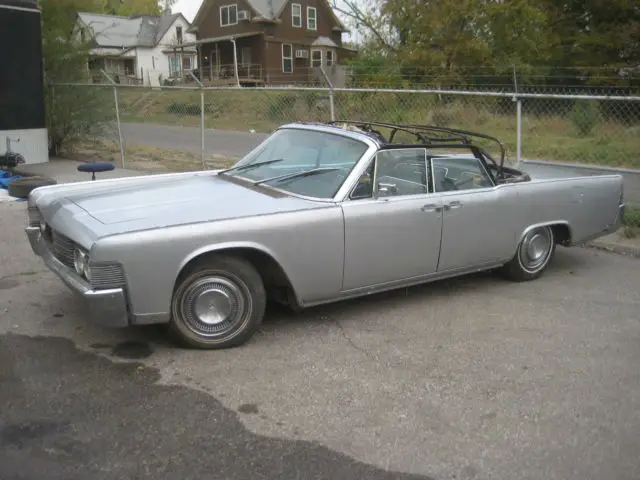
[334,0,552,87]
[40,0,114,155]
[103,0,177,16]
[541,0,640,72]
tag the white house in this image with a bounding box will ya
[75,10,198,86]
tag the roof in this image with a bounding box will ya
[76,12,189,48]
[311,36,338,47]
[192,0,347,31]
[181,31,263,47]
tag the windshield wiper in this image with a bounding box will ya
[218,158,284,175]
[253,167,341,186]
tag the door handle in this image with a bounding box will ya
[421,204,443,213]
[445,201,463,210]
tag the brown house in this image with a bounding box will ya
[185,0,355,86]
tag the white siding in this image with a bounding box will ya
[137,15,198,86]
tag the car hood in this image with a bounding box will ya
[61,173,325,227]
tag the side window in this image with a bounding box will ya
[431,156,493,192]
[351,148,428,199]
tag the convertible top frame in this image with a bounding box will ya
[327,120,508,179]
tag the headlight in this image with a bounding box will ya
[83,263,92,282]
[73,248,89,277]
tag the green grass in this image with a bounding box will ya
[112,88,640,169]
[624,206,640,228]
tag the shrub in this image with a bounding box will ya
[570,100,600,136]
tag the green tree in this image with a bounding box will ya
[334,0,552,86]
[40,0,113,155]
[103,0,177,16]
[541,0,640,81]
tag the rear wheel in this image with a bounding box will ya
[500,226,555,282]
[168,255,266,349]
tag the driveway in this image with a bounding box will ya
[1,201,640,480]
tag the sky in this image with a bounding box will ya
[172,0,201,21]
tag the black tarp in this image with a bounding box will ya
[0,0,46,131]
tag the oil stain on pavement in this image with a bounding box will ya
[0,333,433,480]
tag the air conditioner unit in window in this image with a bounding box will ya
[295,49,308,58]
[238,10,250,21]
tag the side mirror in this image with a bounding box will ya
[377,182,397,196]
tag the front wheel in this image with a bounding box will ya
[169,255,266,349]
[500,226,555,282]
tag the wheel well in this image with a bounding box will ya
[177,248,299,308]
[550,223,571,246]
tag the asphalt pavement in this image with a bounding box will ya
[1,200,640,480]
[118,122,640,206]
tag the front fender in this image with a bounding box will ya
[176,240,303,306]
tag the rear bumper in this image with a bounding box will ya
[26,226,130,327]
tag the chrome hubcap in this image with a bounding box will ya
[180,276,248,337]
[519,228,552,272]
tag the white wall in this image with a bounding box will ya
[136,15,198,86]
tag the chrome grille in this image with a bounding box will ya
[51,230,75,268]
[90,263,126,289]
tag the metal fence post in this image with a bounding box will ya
[189,71,206,169]
[516,97,522,164]
[320,66,336,121]
[101,69,125,168]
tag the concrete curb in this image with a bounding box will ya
[583,231,640,258]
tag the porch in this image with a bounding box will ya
[181,32,266,86]
[87,51,142,85]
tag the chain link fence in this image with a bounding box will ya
[49,81,640,175]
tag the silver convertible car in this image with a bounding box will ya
[25,121,625,349]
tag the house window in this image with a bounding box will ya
[307,7,317,30]
[220,4,238,26]
[282,44,293,73]
[311,49,322,67]
[291,3,301,27]
[183,56,192,70]
[326,50,334,67]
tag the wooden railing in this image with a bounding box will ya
[198,63,263,81]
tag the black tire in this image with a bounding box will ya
[168,255,267,349]
[500,226,556,282]
[8,176,57,198]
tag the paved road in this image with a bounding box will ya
[2,201,640,480]
[120,122,268,159]
[117,122,640,206]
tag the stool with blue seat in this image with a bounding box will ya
[77,161,115,181]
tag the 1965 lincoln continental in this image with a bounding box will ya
[25,121,625,349]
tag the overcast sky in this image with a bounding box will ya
[172,0,200,21]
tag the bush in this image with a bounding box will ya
[570,100,600,136]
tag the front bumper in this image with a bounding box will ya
[26,226,130,327]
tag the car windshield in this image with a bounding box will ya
[222,128,369,199]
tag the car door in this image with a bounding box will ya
[340,148,444,292]
[431,155,516,272]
